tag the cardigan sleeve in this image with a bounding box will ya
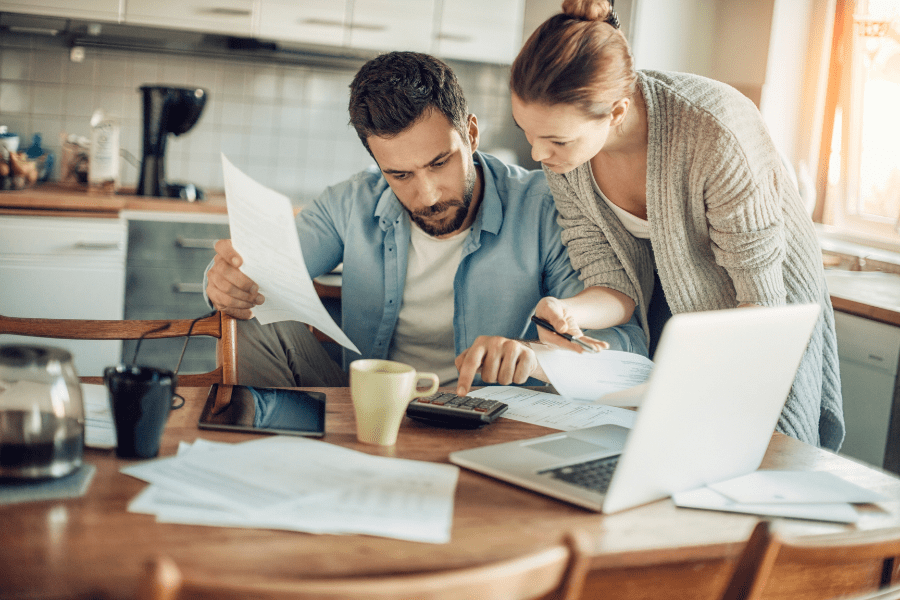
[700,120,787,307]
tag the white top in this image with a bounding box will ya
[591,171,650,239]
[389,223,469,385]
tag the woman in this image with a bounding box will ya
[510,0,843,450]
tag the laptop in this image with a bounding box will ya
[449,303,821,513]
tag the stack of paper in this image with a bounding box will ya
[81,383,116,449]
[673,471,889,523]
[121,436,459,543]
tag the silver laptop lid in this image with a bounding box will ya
[601,303,821,513]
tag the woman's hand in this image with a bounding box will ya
[533,297,608,353]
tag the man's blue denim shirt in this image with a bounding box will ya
[290,151,647,373]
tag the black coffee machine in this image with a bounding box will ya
[136,85,207,200]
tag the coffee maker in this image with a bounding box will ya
[136,86,207,200]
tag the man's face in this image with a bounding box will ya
[367,109,480,237]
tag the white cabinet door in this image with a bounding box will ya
[834,311,900,468]
[0,0,120,21]
[125,0,258,36]
[435,0,525,64]
[0,216,127,378]
[348,0,436,54]
[257,0,349,46]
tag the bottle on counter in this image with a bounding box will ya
[88,109,121,193]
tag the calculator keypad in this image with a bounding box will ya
[406,393,508,428]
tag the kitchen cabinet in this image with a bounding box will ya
[123,216,229,376]
[0,0,121,22]
[124,0,258,36]
[833,310,900,473]
[0,215,126,377]
[348,0,436,54]
[257,0,435,56]
[257,0,349,47]
[435,0,525,64]
[258,0,523,64]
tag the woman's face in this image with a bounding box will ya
[511,94,611,174]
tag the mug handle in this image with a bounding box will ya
[411,372,440,400]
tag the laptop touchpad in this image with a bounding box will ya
[525,437,612,459]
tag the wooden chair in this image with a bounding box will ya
[0,311,237,386]
[720,520,900,600]
[135,534,590,600]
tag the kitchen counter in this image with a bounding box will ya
[825,271,900,328]
[0,183,227,218]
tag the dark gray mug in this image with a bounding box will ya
[103,365,177,459]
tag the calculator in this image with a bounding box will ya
[405,392,508,429]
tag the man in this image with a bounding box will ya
[205,51,646,396]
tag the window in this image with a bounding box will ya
[820,0,900,244]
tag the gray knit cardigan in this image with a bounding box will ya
[544,70,844,451]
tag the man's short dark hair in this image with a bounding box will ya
[349,51,469,155]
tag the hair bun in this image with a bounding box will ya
[561,0,612,22]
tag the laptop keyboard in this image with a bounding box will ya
[539,455,621,493]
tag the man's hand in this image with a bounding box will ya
[205,239,265,320]
[455,336,546,396]
[533,296,608,354]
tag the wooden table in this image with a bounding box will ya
[2,387,899,600]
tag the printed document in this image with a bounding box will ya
[531,346,654,405]
[81,383,116,449]
[673,471,888,524]
[122,435,458,544]
[221,154,358,353]
[467,386,637,431]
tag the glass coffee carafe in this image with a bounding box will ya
[0,344,85,478]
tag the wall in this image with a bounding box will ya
[0,31,518,204]
[631,0,717,76]
[630,0,830,180]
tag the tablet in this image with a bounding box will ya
[198,384,326,437]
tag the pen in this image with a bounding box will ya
[530,315,599,353]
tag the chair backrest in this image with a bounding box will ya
[0,311,237,386]
[720,520,900,600]
[136,535,588,600]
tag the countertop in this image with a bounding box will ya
[0,183,228,218]
[825,270,900,327]
[4,183,900,326]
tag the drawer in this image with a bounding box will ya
[834,311,900,372]
[125,267,212,316]
[127,220,229,267]
[0,215,126,259]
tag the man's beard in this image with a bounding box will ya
[408,166,477,237]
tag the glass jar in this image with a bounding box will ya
[0,344,85,478]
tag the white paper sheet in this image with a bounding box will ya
[122,436,458,544]
[221,154,359,353]
[81,383,116,449]
[531,346,654,404]
[707,471,889,505]
[672,486,860,523]
[467,386,636,431]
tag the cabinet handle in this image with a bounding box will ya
[73,242,122,250]
[175,236,218,249]
[173,283,204,294]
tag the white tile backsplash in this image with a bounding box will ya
[2,35,518,202]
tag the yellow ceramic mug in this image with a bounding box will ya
[349,359,439,446]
